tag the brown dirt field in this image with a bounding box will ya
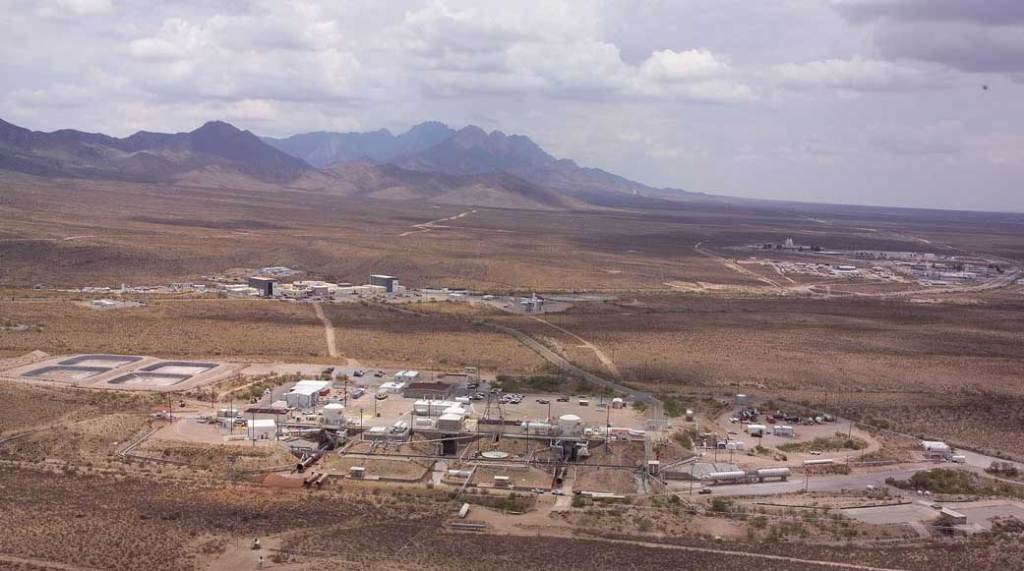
[321,302,546,373]
[0,380,150,435]
[137,440,296,471]
[0,298,326,360]
[320,454,432,480]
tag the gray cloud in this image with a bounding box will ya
[835,0,1024,26]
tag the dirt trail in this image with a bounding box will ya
[530,316,621,378]
[399,209,477,237]
[694,242,783,289]
[312,302,338,358]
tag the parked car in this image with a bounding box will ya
[374,370,385,377]
[557,396,570,402]
[699,488,712,495]
[375,393,388,400]
[353,369,365,377]
[536,399,550,404]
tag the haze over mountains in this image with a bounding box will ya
[0,117,700,210]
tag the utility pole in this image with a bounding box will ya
[359,407,363,440]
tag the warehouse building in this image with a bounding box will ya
[369,274,399,293]
[247,277,277,297]
[285,380,330,409]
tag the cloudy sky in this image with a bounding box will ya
[3,0,1023,212]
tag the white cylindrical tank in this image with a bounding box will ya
[707,471,747,482]
[558,414,582,435]
[803,458,835,466]
[322,403,345,425]
[521,421,554,435]
[447,469,472,478]
[756,468,791,480]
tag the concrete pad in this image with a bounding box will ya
[845,503,940,525]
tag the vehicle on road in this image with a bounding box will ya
[353,370,365,377]
[537,399,550,404]
[699,489,712,495]
[375,393,388,400]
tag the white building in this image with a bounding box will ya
[773,425,795,437]
[745,424,767,437]
[922,440,951,457]
[414,400,461,416]
[247,418,277,440]
[285,380,329,409]
[393,370,420,383]
[437,413,464,432]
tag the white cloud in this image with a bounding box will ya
[54,0,113,16]
[770,57,946,91]
[638,49,731,83]
[396,1,752,104]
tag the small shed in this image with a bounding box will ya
[246,418,277,440]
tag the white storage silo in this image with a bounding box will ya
[322,403,345,425]
[558,414,582,436]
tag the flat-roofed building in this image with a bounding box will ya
[247,277,278,297]
[285,380,330,409]
[369,274,399,293]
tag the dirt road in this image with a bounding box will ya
[399,208,477,237]
[312,302,338,358]
[529,316,621,378]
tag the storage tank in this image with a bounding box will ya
[322,403,345,425]
[755,467,791,481]
[447,469,472,478]
[558,414,583,436]
[521,421,554,435]
[707,471,747,482]
[803,458,835,466]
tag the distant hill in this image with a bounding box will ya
[0,119,312,183]
[0,117,705,210]
[266,122,703,204]
[264,122,454,167]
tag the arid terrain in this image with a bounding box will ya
[3,169,1024,570]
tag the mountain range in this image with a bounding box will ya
[0,117,702,209]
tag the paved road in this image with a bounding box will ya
[956,448,1024,471]
[705,468,922,497]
